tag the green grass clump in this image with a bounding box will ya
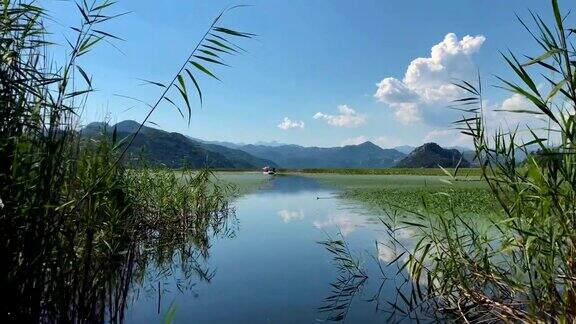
[307,174,497,215]
[377,2,576,321]
[342,187,497,215]
[294,167,484,177]
[213,172,272,196]
[0,1,250,322]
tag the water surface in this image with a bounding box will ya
[125,175,419,323]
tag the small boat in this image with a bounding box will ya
[262,166,276,175]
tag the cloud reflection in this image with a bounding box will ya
[313,212,365,236]
[277,209,305,223]
[376,228,415,262]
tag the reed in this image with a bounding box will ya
[382,0,576,321]
[0,1,250,322]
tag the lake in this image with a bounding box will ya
[123,174,424,323]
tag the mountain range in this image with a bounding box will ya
[240,142,406,168]
[81,120,481,169]
[396,142,470,168]
[82,121,277,169]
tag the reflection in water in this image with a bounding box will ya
[11,174,439,323]
[376,228,414,263]
[6,204,236,323]
[277,209,305,223]
[318,235,368,322]
[259,174,327,193]
[313,211,366,236]
[5,172,437,323]
[313,204,438,322]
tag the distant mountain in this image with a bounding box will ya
[190,138,289,149]
[82,121,110,137]
[239,141,406,168]
[460,149,480,167]
[254,140,288,147]
[114,120,142,133]
[448,145,473,152]
[396,142,470,168]
[393,145,416,154]
[81,121,277,169]
[188,137,244,150]
[456,146,533,167]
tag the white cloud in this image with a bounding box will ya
[373,136,403,149]
[341,135,368,146]
[374,33,486,125]
[500,93,529,111]
[278,209,305,223]
[394,103,421,124]
[481,93,553,144]
[278,117,304,130]
[423,129,471,148]
[375,78,419,104]
[422,92,547,147]
[314,104,366,127]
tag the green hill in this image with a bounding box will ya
[82,121,277,169]
[396,142,470,168]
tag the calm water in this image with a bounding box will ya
[124,175,421,323]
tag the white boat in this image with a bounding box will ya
[262,166,276,175]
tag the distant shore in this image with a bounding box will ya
[208,167,484,177]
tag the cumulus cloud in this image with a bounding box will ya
[278,209,305,223]
[374,33,486,125]
[314,104,366,127]
[422,93,548,147]
[500,93,530,112]
[341,135,368,146]
[278,117,304,130]
[481,93,553,143]
[373,136,403,149]
[375,78,419,104]
[422,129,471,148]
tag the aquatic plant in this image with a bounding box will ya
[0,0,250,322]
[309,173,497,215]
[384,0,576,321]
[298,167,484,177]
[318,233,368,321]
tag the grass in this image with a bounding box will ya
[292,167,484,177]
[206,169,498,215]
[306,173,498,215]
[363,2,576,321]
[0,2,252,322]
[173,171,272,196]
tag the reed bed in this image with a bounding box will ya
[370,1,576,321]
[0,1,250,322]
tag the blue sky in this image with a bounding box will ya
[46,0,561,148]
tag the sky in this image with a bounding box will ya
[44,0,568,148]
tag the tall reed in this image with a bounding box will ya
[0,1,249,322]
[386,0,576,321]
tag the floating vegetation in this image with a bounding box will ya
[310,173,499,215]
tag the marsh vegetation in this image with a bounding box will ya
[338,1,576,322]
[2,0,576,323]
[0,0,249,322]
